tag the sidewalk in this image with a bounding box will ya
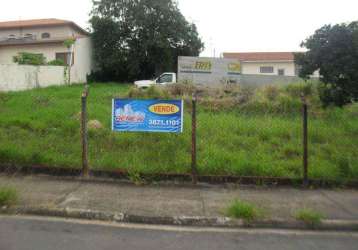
[1,174,358,229]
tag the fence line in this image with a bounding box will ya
[81,84,89,178]
[191,92,198,184]
[79,87,312,186]
[302,95,309,186]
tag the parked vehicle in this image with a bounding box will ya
[134,72,176,88]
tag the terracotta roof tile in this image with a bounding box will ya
[0,18,89,35]
[223,52,294,61]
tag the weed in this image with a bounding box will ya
[295,208,324,227]
[0,187,18,206]
[128,87,146,98]
[346,103,358,117]
[235,86,255,104]
[166,83,195,96]
[337,156,353,178]
[32,95,52,107]
[128,169,145,185]
[285,81,313,98]
[146,85,170,99]
[226,199,262,222]
[263,85,280,101]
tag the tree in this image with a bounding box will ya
[90,0,204,82]
[64,38,76,84]
[295,21,358,106]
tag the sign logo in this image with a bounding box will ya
[179,60,212,73]
[149,103,180,115]
[115,104,145,123]
[228,62,241,75]
[194,61,212,71]
[112,99,183,133]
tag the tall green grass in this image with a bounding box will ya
[0,83,357,180]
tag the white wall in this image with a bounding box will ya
[0,64,69,91]
[71,37,93,83]
[0,37,93,83]
[177,56,313,86]
[0,43,67,64]
[241,61,296,76]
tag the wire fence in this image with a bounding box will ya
[1,83,357,185]
[80,85,311,185]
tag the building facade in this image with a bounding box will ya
[223,52,299,76]
[0,18,93,83]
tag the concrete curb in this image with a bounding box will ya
[1,206,358,231]
[2,165,358,188]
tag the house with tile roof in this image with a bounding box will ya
[223,52,301,77]
[0,18,93,83]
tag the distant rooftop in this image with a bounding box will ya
[0,18,89,35]
[223,52,295,61]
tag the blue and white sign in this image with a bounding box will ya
[112,99,184,133]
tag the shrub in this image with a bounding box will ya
[47,59,66,66]
[63,38,76,49]
[13,52,46,65]
[128,87,144,98]
[199,97,237,111]
[221,83,241,96]
[336,155,353,178]
[235,86,255,104]
[263,85,280,101]
[276,95,302,114]
[285,82,313,98]
[146,85,170,99]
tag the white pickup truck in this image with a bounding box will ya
[134,72,177,88]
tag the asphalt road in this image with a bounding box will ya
[0,216,357,250]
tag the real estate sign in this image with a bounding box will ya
[112,99,184,133]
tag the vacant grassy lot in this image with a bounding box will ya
[0,83,357,180]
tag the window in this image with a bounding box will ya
[278,69,285,76]
[157,74,173,84]
[56,52,74,66]
[42,33,50,39]
[260,66,274,74]
[24,33,33,39]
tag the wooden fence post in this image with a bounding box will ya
[301,95,308,186]
[81,84,89,178]
[191,92,198,184]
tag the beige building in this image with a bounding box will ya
[0,18,93,83]
[223,52,302,77]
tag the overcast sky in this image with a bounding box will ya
[0,0,357,56]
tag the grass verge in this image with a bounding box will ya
[295,208,324,227]
[226,199,263,222]
[0,83,357,180]
[0,187,18,207]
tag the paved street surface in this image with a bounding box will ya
[0,216,357,250]
[1,175,358,220]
